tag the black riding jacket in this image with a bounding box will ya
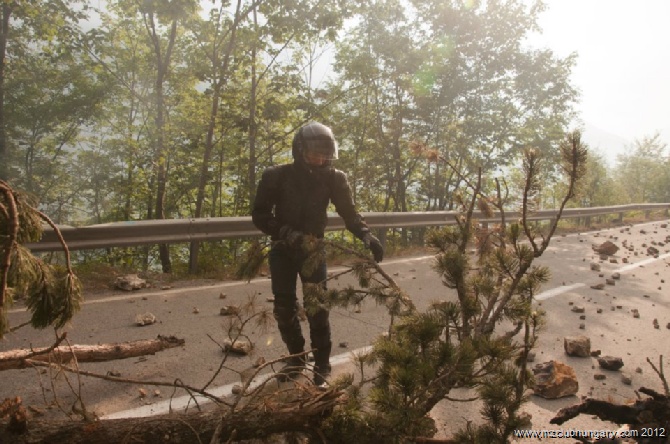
[252,162,369,241]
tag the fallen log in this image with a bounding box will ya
[1,386,344,443]
[551,387,670,443]
[0,335,185,371]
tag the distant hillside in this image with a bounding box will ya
[579,123,670,168]
[580,122,630,167]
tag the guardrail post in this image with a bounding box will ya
[616,212,624,223]
[645,210,651,220]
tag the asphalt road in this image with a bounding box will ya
[2,219,670,434]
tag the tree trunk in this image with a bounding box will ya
[0,4,10,181]
[148,16,178,274]
[246,6,258,208]
[0,336,185,371]
[189,0,243,274]
[1,387,343,443]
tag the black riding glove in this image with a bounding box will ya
[362,232,384,262]
[279,225,303,248]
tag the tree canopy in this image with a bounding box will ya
[0,0,648,271]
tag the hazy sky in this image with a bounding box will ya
[527,0,670,146]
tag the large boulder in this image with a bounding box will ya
[532,360,579,399]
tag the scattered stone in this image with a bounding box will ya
[138,388,148,398]
[532,361,579,399]
[579,323,585,330]
[254,357,266,368]
[571,305,585,313]
[160,285,172,290]
[611,272,621,280]
[517,411,532,428]
[605,278,616,286]
[219,292,227,299]
[667,322,670,330]
[526,351,536,362]
[223,339,253,355]
[631,309,640,319]
[653,319,660,329]
[597,356,624,371]
[135,312,157,326]
[266,297,275,303]
[154,389,161,397]
[596,308,603,314]
[339,341,349,348]
[231,385,243,395]
[192,307,199,314]
[115,274,148,291]
[579,315,586,320]
[220,306,240,316]
[647,246,660,256]
[594,373,606,381]
[590,283,605,290]
[590,263,601,271]
[590,349,601,357]
[593,241,619,256]
[635,367,643,374]
[564,336,591,357]
[621,373,633,385]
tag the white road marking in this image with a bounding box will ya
[101,345,374,420]
[535,283,585,300]
[614,252,670,273]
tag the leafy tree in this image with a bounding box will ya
[574,149,622,207]
[410,0,578,209]
[0,1,103,205]
[614,133,669,203]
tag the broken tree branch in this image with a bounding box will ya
[0,335,185,371]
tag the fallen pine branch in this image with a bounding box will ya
[0,335,184,371]
[1,386,344,443]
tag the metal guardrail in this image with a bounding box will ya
[26,203,670,252]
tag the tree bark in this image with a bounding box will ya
[1,387,343,444]
[0,335,184,371]
[189,0,244,274]
[0,4,10,181]
[551,388,670,443]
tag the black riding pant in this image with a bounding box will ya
[269,244,331,371]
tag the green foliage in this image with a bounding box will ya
[234,240,268,281]
[614,133,669,203]
[1,181,82,338]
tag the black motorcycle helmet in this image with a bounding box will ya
[291,121,339,169]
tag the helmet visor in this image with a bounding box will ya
[302,138,338,166]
